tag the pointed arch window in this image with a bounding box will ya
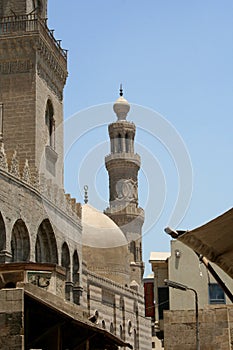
[73,250,82,305]
[35,219,58,264]
[110,322,114,334]
[120,325,123,339]
[0,212,6,261]
[45,100,55,149]
[62,242,71,300]
[11,219,30,262]
[61,242,71,281]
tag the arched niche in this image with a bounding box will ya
[61,242,70,281]
[45,99,55,148]
[35,219,58,264]
[72,250,81,305]
[110,322,114,334]
[119,296,125,340]
[11,219,30,262]
[72,250,80,286]
[120,325,123,340]
[0,212,6,252]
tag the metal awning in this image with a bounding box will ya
[177,208,233,278]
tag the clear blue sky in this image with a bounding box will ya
[48,0,233,275]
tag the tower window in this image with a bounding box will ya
[45,100,55,149]
[125,133,129,152]
[117,133,122,152]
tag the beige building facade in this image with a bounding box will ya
[148,232,233,349]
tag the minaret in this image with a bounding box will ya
[104,87,144,285]
[0,0,67,187]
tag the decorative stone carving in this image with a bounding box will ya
[52,184,59,204]
[76,203,82,219]
[39,173,47,194]
[65,193,73,215]
[37,63,63,100]
[22,159,31,184]
[46,178,53,200]
[116,179,138,202]
[10,151,20,177]
[0,60,33,74]
[33,169,40,190]
[36,38,67,80]
[58,188,65,209]
[27,271,51,289]
[0,143,8,171]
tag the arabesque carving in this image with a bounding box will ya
[0,143,8,171]
[10,151,20,177]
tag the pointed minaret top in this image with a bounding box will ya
[113,85,130,121]
[119,84,123,97]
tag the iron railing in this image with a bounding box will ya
[0,14,67,59]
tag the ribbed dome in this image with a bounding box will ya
[82,204,130,285]
[82,204,128,248]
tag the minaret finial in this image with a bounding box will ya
[119,84,123,97]
[84,185,88,204]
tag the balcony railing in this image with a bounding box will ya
[0,14,67,59]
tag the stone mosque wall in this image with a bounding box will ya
[83,267,151,350]
[0,151,82,295]
[0,1,152,348]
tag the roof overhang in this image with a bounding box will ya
[177,208,233,278]
[23,283,133,349]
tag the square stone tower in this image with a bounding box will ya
[0,0,67,187]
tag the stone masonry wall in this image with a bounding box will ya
[0,288,24,350]
[84,269,151,350]
[0,163,82,298]
[164,305,233,350]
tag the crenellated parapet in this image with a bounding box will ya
[0,143,81,219]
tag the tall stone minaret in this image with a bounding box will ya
[0,0,67,187]
[104,87,144,285]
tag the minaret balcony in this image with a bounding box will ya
[105,152,141,167]
[104,204,144,220]
[0,14,67,61]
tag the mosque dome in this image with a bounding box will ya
[82,204,127,248]
[113,85,130,121]
[82,204,130,285]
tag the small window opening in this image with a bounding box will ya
[45,100,55,149]
[118,133,122,153]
